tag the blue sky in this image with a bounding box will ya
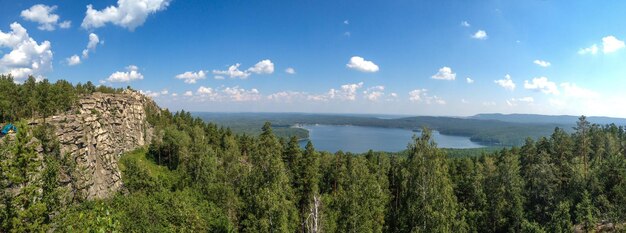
[1,0,625,117]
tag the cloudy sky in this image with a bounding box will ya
[1,0,625,117]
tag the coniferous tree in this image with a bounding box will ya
[400,129,462,232]
[241,122,298,232]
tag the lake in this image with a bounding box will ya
[297,124,484,153]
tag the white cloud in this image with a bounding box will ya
[466,77,474,83]
[160,89,168,95]
[285,67,296,74]
[507,97,534,106]
[212,63,250,79]
[524,77,560,95]
[578,44,598,55]
[247,59,274,74]
[344,20,349,25]
[602,36,625,54]
[346,56,379,73]
[362,85,385,101]
[67,55,81,66]
[59,21,71,29]
[431,66,456,80]
[409,89,426,102]
[533,60,551,67]
[408,89,445,104]
[67,33,101,66]
[82,33,101,58]
[267,91,306,102]
[461,21,470,27]
[471,30,488,40]
[214,75,225,80]
[308,82,364,101]
[106,65,144,82]
[81,0,171,31]
[183,91,193,96]
[171,93,178,97]
[20,4,71,31]
[336,82,364,100]
[560,82,599,98]
[197,86,215,95]
[175,70,206,84]
[0,22,53,81]
[494,74,515,91]
[139,90,159,98]
[222,86,261,102]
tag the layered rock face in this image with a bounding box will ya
[33,90,155,200]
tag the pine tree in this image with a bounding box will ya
[575,190,595,233]
[400,129,462,232]
[549,201,573,233]
[241,122,298,232]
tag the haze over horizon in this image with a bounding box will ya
[1,1,625,117]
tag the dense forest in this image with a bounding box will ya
[1,76,626,232]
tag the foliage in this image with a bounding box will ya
[3,86,626,232]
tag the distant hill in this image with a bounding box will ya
[471,113,626,126]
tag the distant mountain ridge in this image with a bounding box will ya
[471,113,626,126]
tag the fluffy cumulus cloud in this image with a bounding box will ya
[494,74,515,91]
[212,59,275,79]
[222,86,261,102]
[466,77,474,84]
[308,82,365,101]
[431,66,456,80]
[346,56,379,73]
[20,4,71,31]
[139,90,160,98]
[362,85,385,101]
[0,22,53,81]
[192,86,261,102]
[408,89,445,104]
[602,36,625,54]
[533,60,551,67]
[471,30,488,40]
[82,33,101,58]
[66,55,81,66]
[247,59,274,74]
[175,70,206,84]
[579,36,625,55]
[212,63,250,79]
[461,21,470,27]
[285,67,296,74]
[106,65,144,82]
[524,77,560,95]
[578,44,598,55]
[67,33,102,66]
[81,0,171,31]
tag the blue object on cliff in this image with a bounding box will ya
[1,123,17,135]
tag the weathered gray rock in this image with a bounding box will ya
[31,90,156,200]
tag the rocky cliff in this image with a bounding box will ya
[31,90,156,200]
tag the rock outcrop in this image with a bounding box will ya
[31,90,156,200]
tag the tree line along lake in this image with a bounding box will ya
[296,124,484,153]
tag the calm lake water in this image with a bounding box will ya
[297,124,484,153]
